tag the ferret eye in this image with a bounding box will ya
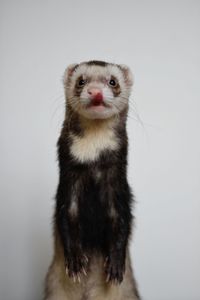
[78,79,86,86]
[109,79,117,86]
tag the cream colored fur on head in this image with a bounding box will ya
[63,61,134,163]
[63,62,133,120]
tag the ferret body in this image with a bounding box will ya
[44,60,140,300]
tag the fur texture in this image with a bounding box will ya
[44,60,140,300]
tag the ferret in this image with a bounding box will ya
[44,60,140,300]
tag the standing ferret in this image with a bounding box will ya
[44,60,140,300]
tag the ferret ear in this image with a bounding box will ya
[119,64,134,87]
[63,63,78,84]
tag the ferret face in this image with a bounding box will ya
[64,61,133,120]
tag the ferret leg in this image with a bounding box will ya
[57,207,88,280]
[56,180,88,281]
[104,221,129,284]
[104,186,132,285]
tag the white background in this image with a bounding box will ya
[0,1,200,300]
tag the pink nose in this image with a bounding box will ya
[87,88,103,102]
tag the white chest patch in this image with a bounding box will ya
[69,126,119,163]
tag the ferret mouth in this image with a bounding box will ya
[79,101,114,119]
[86,101,111,110]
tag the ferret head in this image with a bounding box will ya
[64,60,133,120]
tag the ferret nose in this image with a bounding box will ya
[87,88,103,102]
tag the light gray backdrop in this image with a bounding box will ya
[0,1,200,300]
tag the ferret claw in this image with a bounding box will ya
[77,273,81,283]
[71,272,81,283]
[83,254,89,263]
[72,273,76,283]
[82,267,87,276]
[106,273,110,283]
[65,253,89,282]
[104,256,109,267]
[66,268,86,283]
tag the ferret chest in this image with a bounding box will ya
[67,164,118,230]
[69,125,119,162]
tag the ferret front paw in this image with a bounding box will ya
[104,254,125,285]
[65,253,88,283]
